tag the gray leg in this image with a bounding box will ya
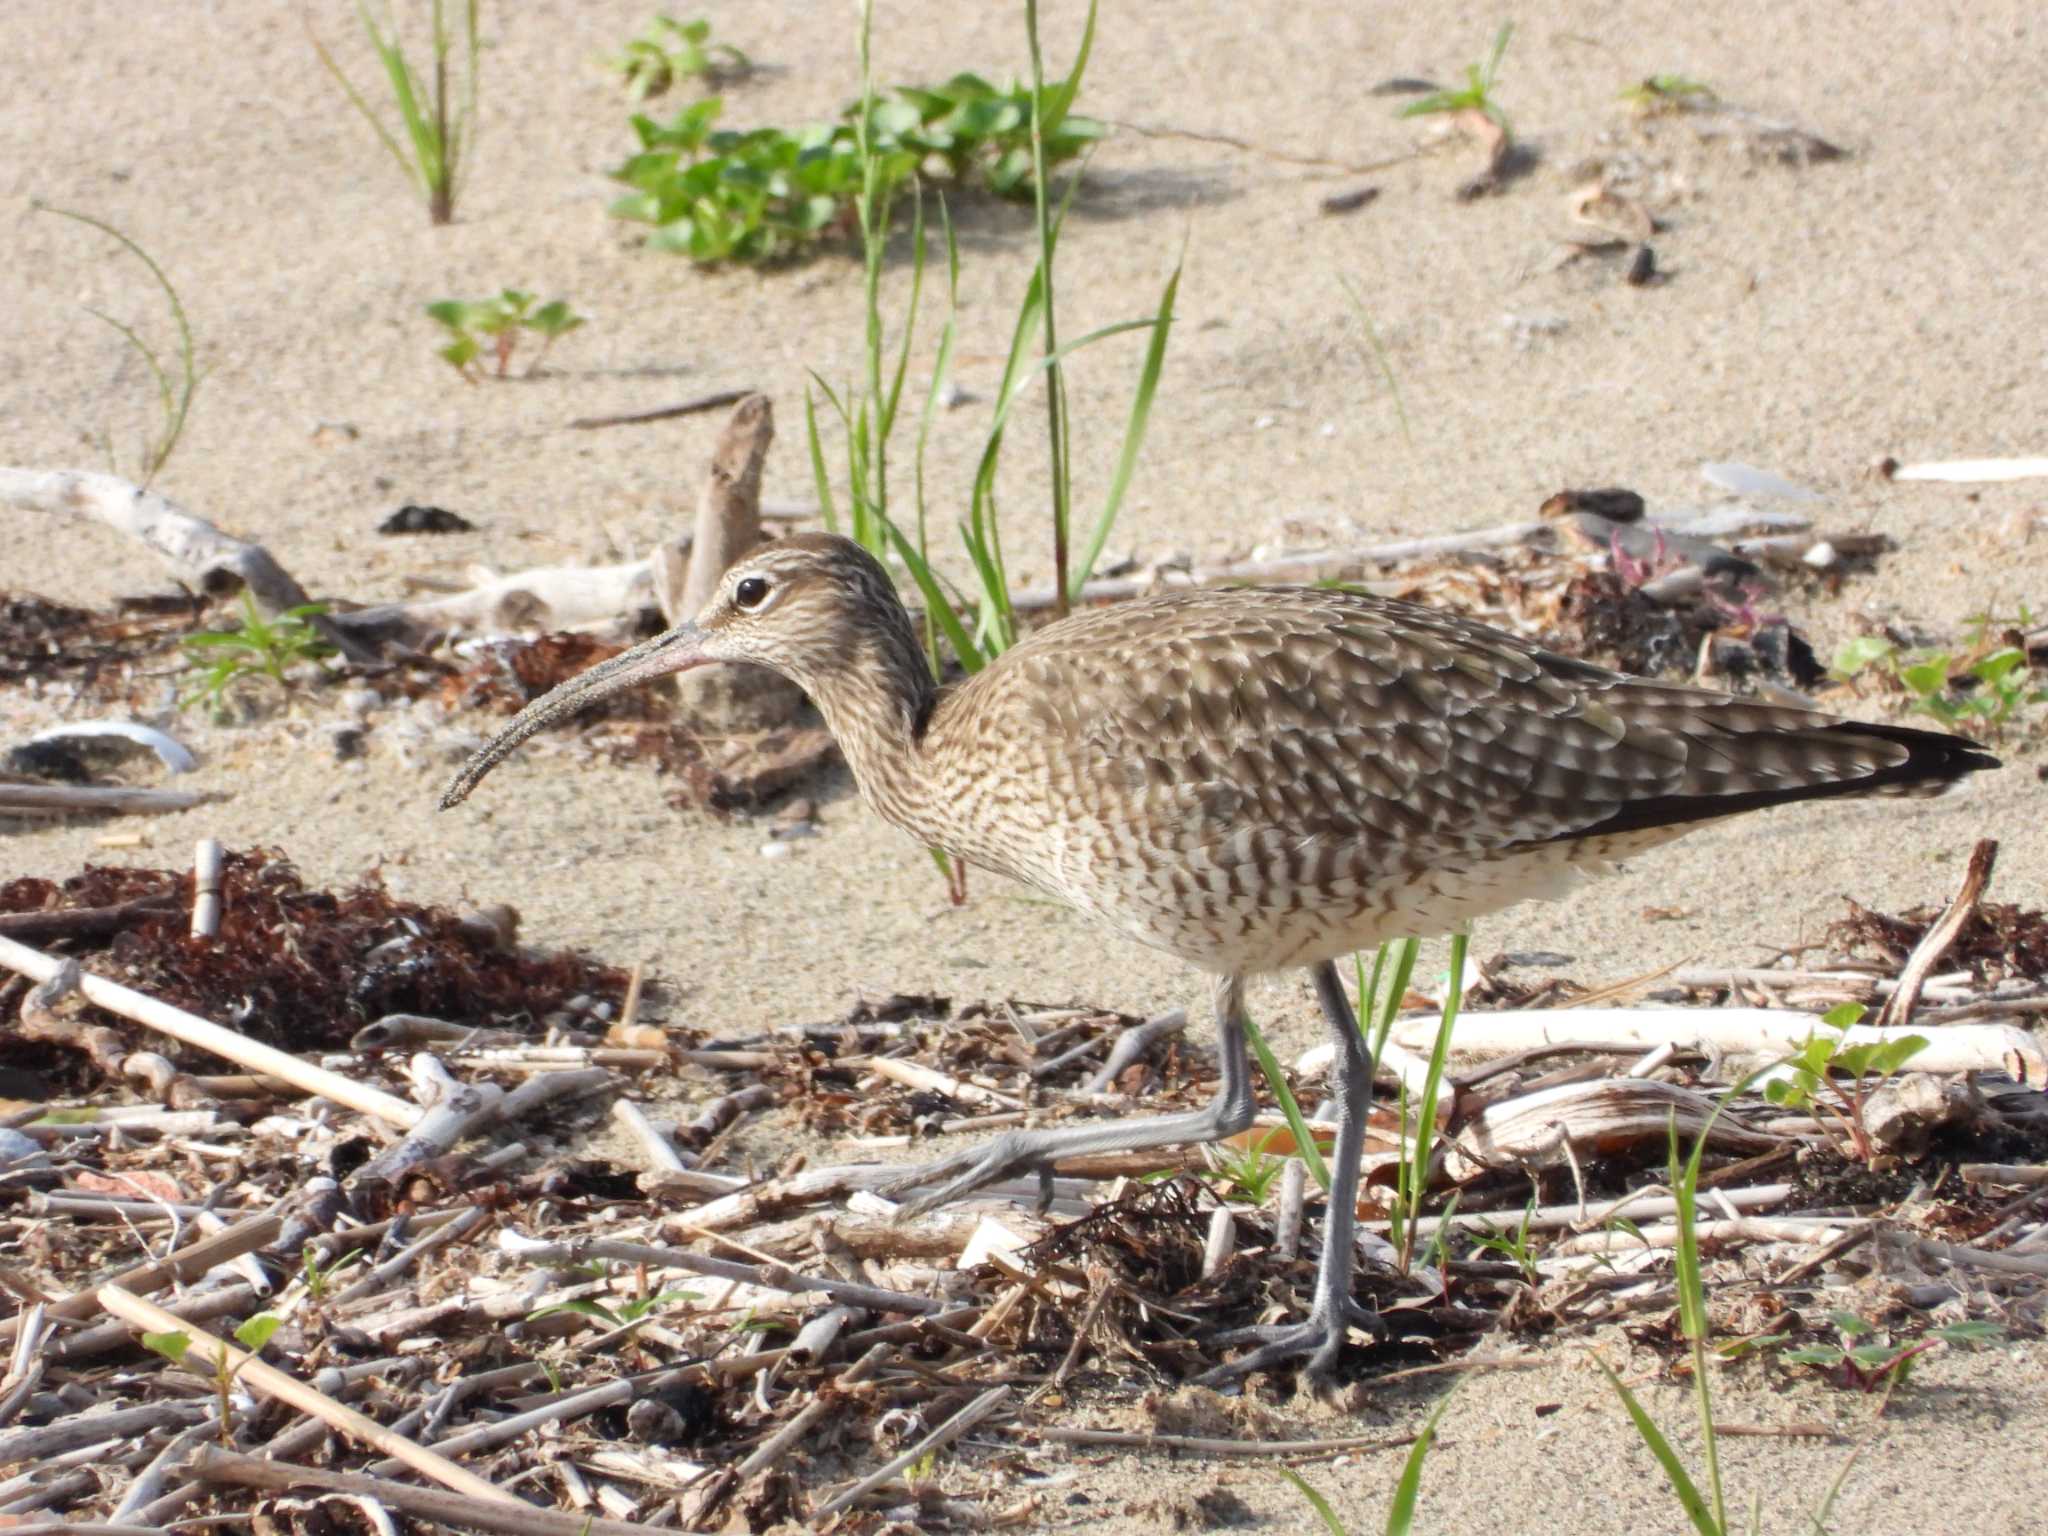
[879,973,1258,1217]
[1198,959,1383,1389]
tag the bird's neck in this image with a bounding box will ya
[796,618,940,834]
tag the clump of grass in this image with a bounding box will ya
[606,13,751,102]
[1399,21,1515,139]
[35,203,198,488]
[181,594,338,715]
[426,289,585,379]
[311,0,480,225]
[1280,1387,1456,1534]
[1831,610,2044,736]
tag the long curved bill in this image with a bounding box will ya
[439,622,712,809]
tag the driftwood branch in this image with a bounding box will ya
[0,468,376,662]
[0,935,421,1126]
[99,1285,517,1504]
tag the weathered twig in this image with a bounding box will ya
[812,1384,1011,1520]
[498,1233,944,1315]
[0,785,218,816]
[184,1446,654,1536]
[0,935,420,1126]
[1389,1004,2047,1084]
[1877,838,1997,1028]
[98,1285,516,1503]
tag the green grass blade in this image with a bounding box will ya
[1071,255,1180,598]
[1401,932,1466,1266]
[1385,1388,1457,1536]
[1596,1359,1723,1536]
[1276,1470,1347,1536]
[1338,275,1413,450]
[883,520,985,673]
[1241,1016,1329,1193]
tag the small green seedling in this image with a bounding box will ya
[300,1247,366,1308]
[1762,1002,1927,1166]
[180,594,339,714]
[1468,1192,1540,1282]
[35,203,198,488]
[1777,1312,2004,1393]
[311,0,480,225]
[1620,74,1718,114]
[1399,21,1515,138]
[527,1285,699,1332]
[426,290,586,380]
[142,1314,284,1446]
[608,14,751,101]
[1830,611,2045,736]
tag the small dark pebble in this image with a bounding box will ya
[1319,185,1380,216]
[1535,1401,1563,1417]
[1540,487,1646,524]
[378,504,475,535]
[328,724,365,762]
[1369,77,1441,96]
[1624,243,1658,286]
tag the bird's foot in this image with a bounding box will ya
[873,1130,1057,1218]
[1195,1301,1384,1392]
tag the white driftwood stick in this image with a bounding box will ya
[0,784,218,816]
[1550,1215,1865,1257]
[0,468,308,604]
[1366,1182,1795,1239]
[1446,1078,1781,1178]
[0,934,420,1126]
[98,1285,517,1504]
[0,468,376,662]
[330,560,656,644]
[190,838,223,939]
[612,1100,692,1174]
[1385,1006,2048,1085]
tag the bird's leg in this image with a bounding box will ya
[878,973,1258,1217]
[1198,959,1384,1389]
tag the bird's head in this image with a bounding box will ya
[439,533,919,809]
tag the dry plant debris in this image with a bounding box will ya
[0,841,2039,1528]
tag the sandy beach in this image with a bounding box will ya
[2,1,2043,1529]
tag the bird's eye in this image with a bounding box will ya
[734,575,771,610]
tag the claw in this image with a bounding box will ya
[1197,1303,1384,1391]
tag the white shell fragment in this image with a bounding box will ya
[27,720,197,774]
[1700,461,1824,501]
[1889,457,2048,484]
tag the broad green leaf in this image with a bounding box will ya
[234,1313,283,1352]
[142,1330,191,1363]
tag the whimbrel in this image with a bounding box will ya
[443,532,1997,1385]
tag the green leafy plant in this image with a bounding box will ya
[142,1314,284,1446]
[35,204,198,488]
[1468,1192,1539,1281]
[180,593,339,714]
[426,290,586,379]
[528,1285,699,1332]
[1830,611,2044,735]
[1775,1311,2003,1393]
[1761,1002,1927,1165]
[1399,21,1515,138]
[1280,1388,1456,1535]
[311,0,480,225]
[607,14,751,101]
[1619,73,1718,113]
[607,68,1106,264]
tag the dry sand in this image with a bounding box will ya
[2,1,2044,1530]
